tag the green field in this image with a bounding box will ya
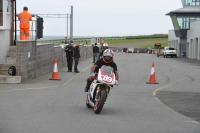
[78,38,168,48]
[38,36,168,49]
[105,38,167,45]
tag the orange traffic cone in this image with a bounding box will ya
[49,58,61,80]
[146,62,159,84]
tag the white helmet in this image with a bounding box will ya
[103,49,114,63]
[102,43,109,50]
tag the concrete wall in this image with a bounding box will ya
[15,41,93,82]
[168,20,200,59]
[187,20,200,60]
[0,1,11,63]
[0,30,10,63]
[168,30,181,56]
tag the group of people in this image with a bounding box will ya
[65,42,81,73]
[64,37,73,44]
[18,6,118,93]
[65,41,119,92]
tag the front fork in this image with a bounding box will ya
[94,86,109,103]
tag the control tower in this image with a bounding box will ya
[166,0,200,56]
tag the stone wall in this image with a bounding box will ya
[16,41,93,83]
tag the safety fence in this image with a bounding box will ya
[109,46,149,53]
[38,37,126,44]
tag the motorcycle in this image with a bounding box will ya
[86,65,118,114]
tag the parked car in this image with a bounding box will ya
[162,46,177,58]
[127,47,134,53]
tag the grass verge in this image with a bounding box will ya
[105,38,167,45]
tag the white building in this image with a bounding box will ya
[166,0,200,59]
[0,0,14,63]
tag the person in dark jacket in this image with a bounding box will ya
[92,44,94,62]
[99,43,108,59]
[73,42,81,73]
[65,43,74,72]
[92,43,99,63]
[69,38,73,44]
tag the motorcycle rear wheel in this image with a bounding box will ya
[94,89,107,114]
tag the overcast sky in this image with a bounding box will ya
[16,0,182,37]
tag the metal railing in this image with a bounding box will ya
[15,19,37,41]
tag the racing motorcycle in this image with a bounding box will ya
[86,65,118,114]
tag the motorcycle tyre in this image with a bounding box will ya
[94,89,107,114]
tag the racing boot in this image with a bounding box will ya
[84,79,92,92]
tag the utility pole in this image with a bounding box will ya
[70,6,73,40]
[67,13,68,38]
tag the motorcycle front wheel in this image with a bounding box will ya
[93,89,107,114]
[86,94,92,108]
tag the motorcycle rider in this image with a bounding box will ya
[84,49,119,92]
[98,43,109,59]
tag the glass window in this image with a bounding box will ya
[0,0,3,26]
[182,0,200,6]
[177,17,189,29]
[176,16,200,29]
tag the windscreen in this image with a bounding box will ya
[100,65,113,75]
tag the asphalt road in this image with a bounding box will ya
[0,52,199,133]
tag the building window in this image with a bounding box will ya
[177,16,200,29]
[182,0,200,6]
[0,0,3,26]
[177,17,189,29]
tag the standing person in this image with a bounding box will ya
[74,42,81,73]
[92,44,94,63]
[65,43,74,72]
[18,6,32,40]
[64,37,68,44]
[69,38,73,44]
[99,43,109,59]
[93,43,99,63]
[101,39,105,45]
